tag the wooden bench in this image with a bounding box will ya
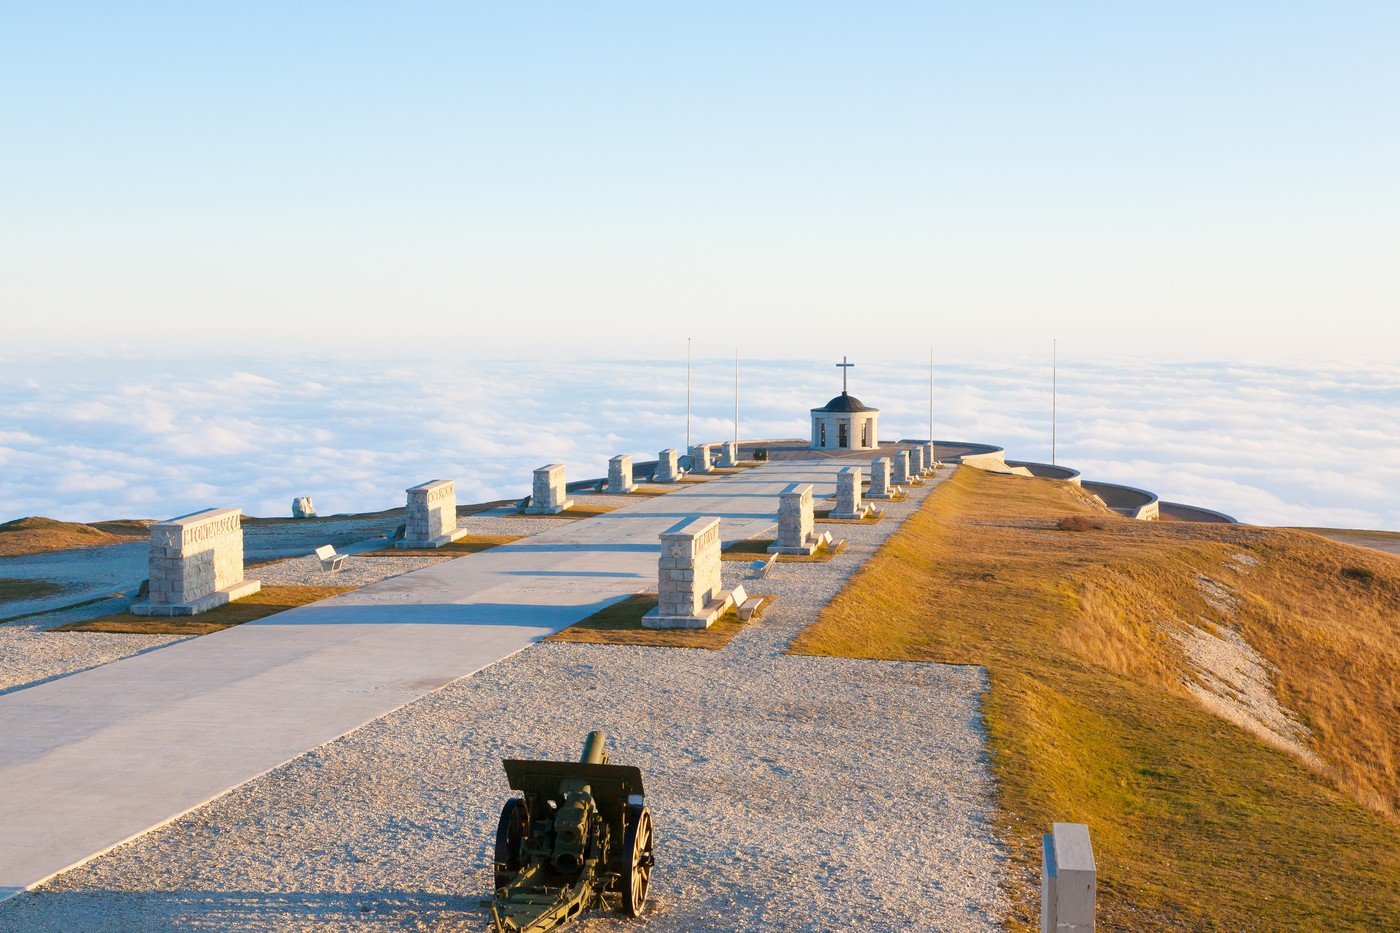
[314,544,347,572]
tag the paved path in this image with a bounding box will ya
[0,461,848,900]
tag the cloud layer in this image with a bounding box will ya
[1,356,1396,530]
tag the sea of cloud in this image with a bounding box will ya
[1,355,1396,530]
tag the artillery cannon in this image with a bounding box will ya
[491,732,655,932]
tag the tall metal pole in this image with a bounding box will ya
[686,337,692,451]
[1052,338,1058,466]
[929,346,934,450]
[733,345,739,447]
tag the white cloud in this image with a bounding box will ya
[0,356,1395,530]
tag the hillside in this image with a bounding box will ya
[791,467,1400,931]
[0,517,150,558]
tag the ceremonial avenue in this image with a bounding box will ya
[0,460,856,901]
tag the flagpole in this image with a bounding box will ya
[929,346,934,455]
[1052,338,1058,466]
[733,345,739,448]
[686,336,692,452]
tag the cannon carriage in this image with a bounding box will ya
[491,732,655,932]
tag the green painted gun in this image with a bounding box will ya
[490,732,655,932]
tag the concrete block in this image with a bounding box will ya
[1042,823,1096,932]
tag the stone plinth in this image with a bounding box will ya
[689,444,714,474]
[891,449,913,485]
[525,463,574,514]
[607,454,638,494]
[769,483,818,555]
[131,508,260,616]
[396,479,467,548]
[868,456,896,499]
[831,467,867,520]
[643,516,733,629]
[717,441,739,468]
[654,448,682,483]
[909,444,927,476]
[925,441,938,470]
[291,497,316,518]
[1042,823,1096,933]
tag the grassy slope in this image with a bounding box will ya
[0,516,149,558]
[790,468,1399,931]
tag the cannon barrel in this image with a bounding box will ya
[579,731,608,765]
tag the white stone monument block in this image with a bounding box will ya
[717,440,739,468]
[644,516,733,629]
[909,444,927,476]
[688,444,714,474]
[291,496,316,518]
[925,441,938,470]
[396,479,467,548]
[891,448,913,485]
[525,463,574,515]
[831,466,867,520]
[607,454,638,494]
[769,483,818,555]
[1042,823,1096,933]
[132,508,260,616]
[654,448,682,483]
[868,456,895,499]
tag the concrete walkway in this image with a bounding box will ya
[0,460,848,901]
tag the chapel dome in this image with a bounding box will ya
[814,391,876,413]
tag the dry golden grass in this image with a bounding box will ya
[362,534,522,556]
[54,586,353,635]
[791,467,1400,931]
[524,503,619,519]
[545,594,763,649]
[0,516,148,558]
[0,578,65,603]
[721,539,845,562]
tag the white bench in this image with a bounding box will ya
[315,545,347,572]
[750,553,778,579]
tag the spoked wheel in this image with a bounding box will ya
[621,805,655,917]
[494,797,529,890]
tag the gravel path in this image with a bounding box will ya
[1,467,1010,931]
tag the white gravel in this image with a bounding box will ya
[0,600,184,695]
[1,469,1011,931]
[254,554,455,588]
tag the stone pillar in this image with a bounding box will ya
[891,448,913,485]
[868,456,895,499]
[689,444,713,474]
[654,448,682,483]
[1042,823,1096,932]
[397,479,467,548]
[769,483,817,555]
[643,516,731,629]
[925,441,938,470]
[525,464,574,515]
[831,467,866,520]
[717,440,739,468]
[291,496,316,518]
[132,508,261,616]
[607,454,638,494]
[909,444,927,477]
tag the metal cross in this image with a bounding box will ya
[836,355,854,393]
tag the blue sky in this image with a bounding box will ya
[3,3,1397,358]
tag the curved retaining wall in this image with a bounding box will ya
[1006,460,1083,485]
[1080,480,1161,521]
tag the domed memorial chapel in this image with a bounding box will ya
[810,356,880,450]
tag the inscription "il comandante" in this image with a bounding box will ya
[178,513,241,545]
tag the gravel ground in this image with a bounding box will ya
[1,468,1010,931]
[254,554,456,588]
[0,598,185,695]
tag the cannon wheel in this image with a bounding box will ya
[494,797,529,890]
[621,805,654,917]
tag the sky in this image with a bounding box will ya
[2,3,1398,358]
[2,354,1398,531]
